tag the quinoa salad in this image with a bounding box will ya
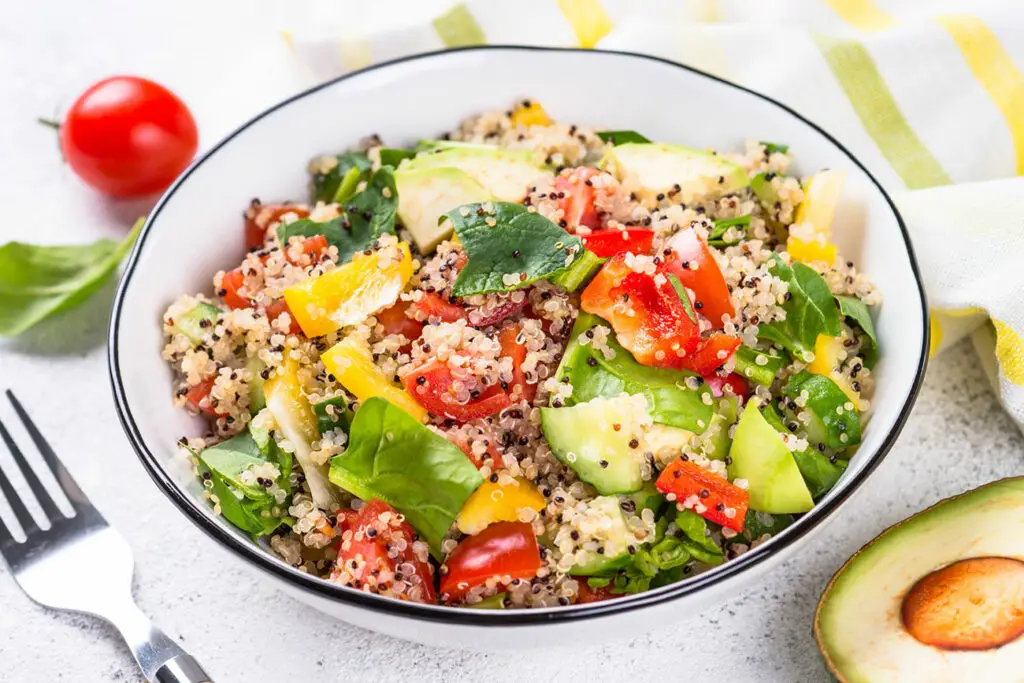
[162,99,880,609]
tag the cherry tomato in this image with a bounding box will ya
[581,255,699,369]
[705,372,751,400]
[185,377,224,417]
[552,167,601,232]
[655,459,749,532]
[415,292,467,323]
[265,299,301,336]
[283,234,329,266]
[575,581,617,604]
[403,360,512,422]
[679,333,741,376]
[331,499,435,604]
[582,228,654,258]
[498,324,536,404]
[219,269,250,310]
[440,522,542,602]
[376,302,424,351]
[244,202,310,251]
[58,76,198,197]
[446,432,502,470]
[664,229,735,330]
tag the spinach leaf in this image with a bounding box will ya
[280,167,398,265]
[835,295,879,368]
[445,202,585,296]
[762,402,846,499]
[312,396,353,436]
[556,313,713,433]
[310,152,371,203]
[708,215,751,248]
[597,130,651,144]
[378,148,416,168]
[249,422,293,482]
[759,256,841,360]
[733,345,787,387]
[760,141,790,155]
[674,508,724,561]
[738,509,793,544]
[0,218,142,337]
[328,397,483,556]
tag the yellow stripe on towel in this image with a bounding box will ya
[994,320,1024,386]
[824,0,896,32]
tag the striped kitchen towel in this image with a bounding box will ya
[288,0,1024,427]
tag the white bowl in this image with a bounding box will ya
[108,46,928,650]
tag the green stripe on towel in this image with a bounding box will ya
[433,3,487,47]
[815,34,952,189]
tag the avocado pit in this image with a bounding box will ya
[901,556,1024,651]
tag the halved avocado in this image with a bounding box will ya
[393,167,491,252]
[602,142,749,203]
[404,145,550,202]
[815,478,1024,683]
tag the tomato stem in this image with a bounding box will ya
[37,117,61,130]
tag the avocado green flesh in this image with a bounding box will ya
[816,478,1024,683]
[727,401,813,514]
[605,142,749,202]
[540,395,647,495]
[394,167,491,252]
[404,146,550,202]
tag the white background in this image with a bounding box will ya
[1,1,1021,681]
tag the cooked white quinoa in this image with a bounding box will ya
[163,100,879,609]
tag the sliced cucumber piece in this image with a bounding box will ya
[171,301,221,345]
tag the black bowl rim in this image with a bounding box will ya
[108,44,929,626]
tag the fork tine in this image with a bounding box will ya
[0,459,38,538]
[0,418,64,524]
[5,391,89,512]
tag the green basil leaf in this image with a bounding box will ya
[555,313,713,433]
[328,397,484,556]
[597,130,651,144]
[378,148,416,168]
[310,152,372,203]
[835,294,879,367]
[280,167,398,265]
[0,218,142,337]
[761,256,841,359]
[445,202,585,296]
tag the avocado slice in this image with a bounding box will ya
[602,142,749,203]
[394,167,491,252]
[816,478,1024,683]
[727,400,813,514]
[541,394,650,495]
[404,144,550,202]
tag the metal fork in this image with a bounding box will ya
[0,390,214,683]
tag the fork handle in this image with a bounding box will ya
[111,602,214,682]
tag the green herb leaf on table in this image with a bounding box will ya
[835,294,879,367]
[280,167,398,266]
[444,202,585,296]
[758,256,841,360]
[0,217,142,337]
[310,152,372,203]
[328,397,484,557]
[596,130,651,145]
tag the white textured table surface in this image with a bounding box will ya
[2,2,1022,681]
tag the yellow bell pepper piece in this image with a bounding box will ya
[510,100,552,128]
[456,477,546,535]
[808,334,861,409]
[321,333,428,422]
[787,235,837,265]
[284,242,413,338]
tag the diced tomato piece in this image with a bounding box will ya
[415,292,467,323]
[581,255,699,369]
[582,228,654,258]
[440,521,542,602]
[655,459,749,532]
[552,167,601,232]
[446,432,502,470]
[335,509,360,536]
[244,202,310,251]
[575,581,617,604]
[679,333,741,376]
[185,377,225,417]
[663,228,735,329]
[705,372,750,400]
[376,301,424,351]
[403,359,512,422]
[331,499,435,604]
[219,269,250,310]
[265,298,302,335]
[499,324,536,404]
[283,234,328,266]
